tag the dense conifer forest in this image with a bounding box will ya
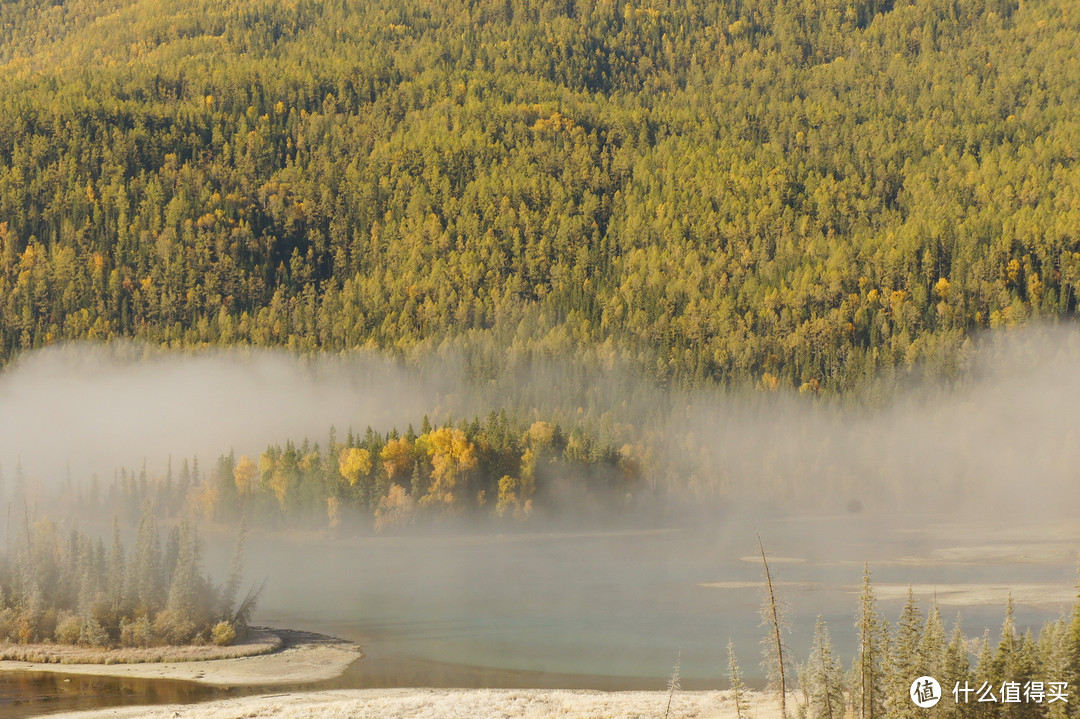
[0,0,1077,392]
[0,502,252,649]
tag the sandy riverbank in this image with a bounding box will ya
[44,688,784,719]
[0,629,361,687]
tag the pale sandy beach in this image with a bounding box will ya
[43,688,784,719]
[0,629,783,719]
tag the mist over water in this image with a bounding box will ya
[2,328,1080,688]
[243,515,1076,686]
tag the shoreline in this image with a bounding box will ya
[0,628,362,687]
[0,628,282,665]
[40,688,784,719]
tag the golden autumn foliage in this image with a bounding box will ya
[525,421,555,450]
[327,496,341,529]
[374,484,416,532]
[233,455,257,496]
[379,438,413,482]
[419,427,477,507]
[118,416,635,528]
[496,475,518,517]
[338,447,372,486]
[192,482,220,521]
[617,443,650,480]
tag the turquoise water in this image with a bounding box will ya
[1,515,1072,716]
[253,515,1074,686]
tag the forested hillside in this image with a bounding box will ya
[0,0,1077,391]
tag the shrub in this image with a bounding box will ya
[120,615,153,648]
[78,617,109,647]
[55,613,81,644]
[211,620,236,646]
[0,607,17,642]
[153,610,196,645]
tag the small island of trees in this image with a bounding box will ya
[0,502,256,655]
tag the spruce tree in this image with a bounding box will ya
[805,616,844,719]
[127,500,162,613]
[1040,616,1070,719]
[728,640,748,719]
[854,564,886,719]
[941,618,973,719]
[220,520,246,621]
[1012,630,1042,719]
[974,630,997,718]
[887,587,923,719]
[919,600,946,680]
[166,520,201,623]
[1065,568,1080,719]
[106,518,125,615]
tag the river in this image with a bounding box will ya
[1,513,1075,716]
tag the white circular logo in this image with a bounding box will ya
[910,676,942,708]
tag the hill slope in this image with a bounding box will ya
[0,0,1077,391]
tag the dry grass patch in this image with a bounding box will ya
[0,629,281,665]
